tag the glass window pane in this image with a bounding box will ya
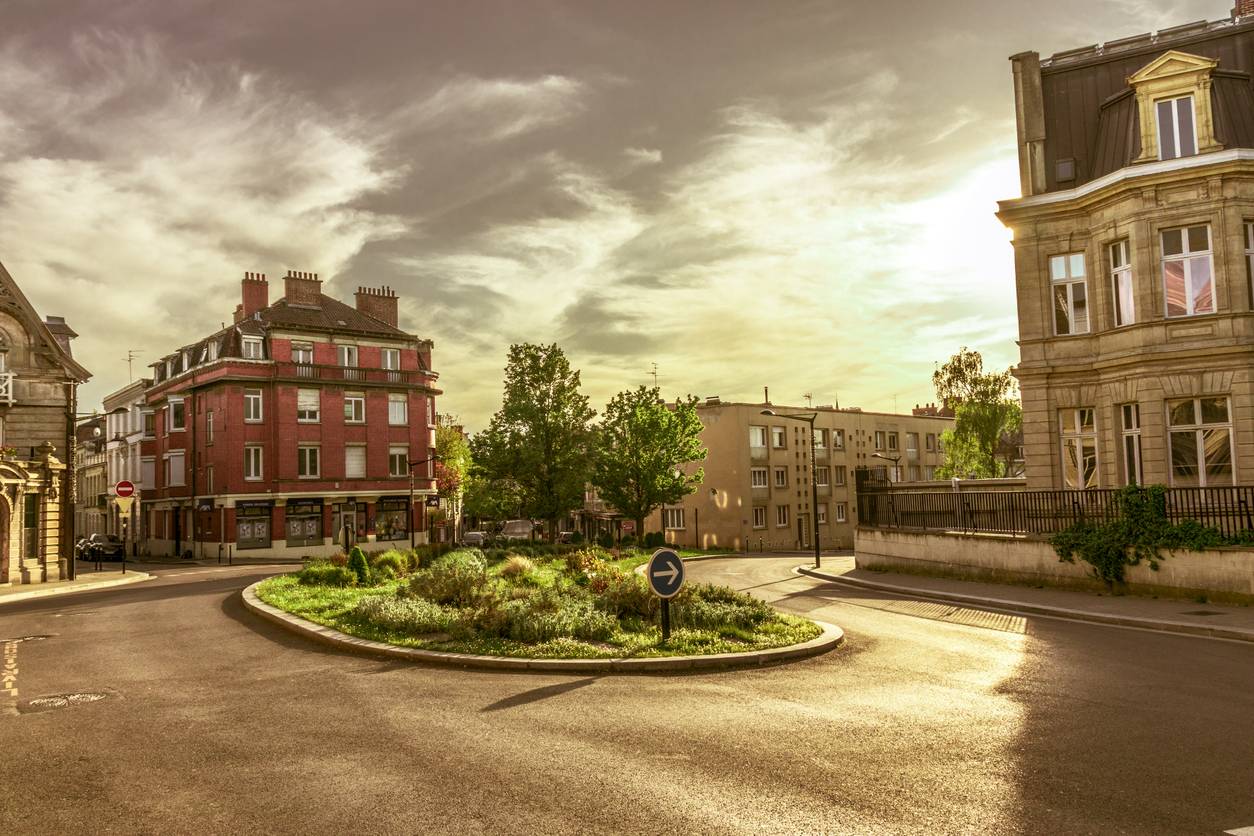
[1059,409,1076,433]
[1163,260,1187,317]
[1110,241,1125,269]
[1169,399,1197,426]
[1171,431,1200,486]
[1200,397,1229,424]
[1054,286,1072,334]
[1049,256,1067,280]
[1162,228,1183,256]
[1072,282,1088,332]
[1187,225,1209,253]
[1081,439,1098,489]
[1078,408,1095,433]
[1157,99,1177,159]
[1115,269,1134,325]
[1190,255,1213,313]
[1062,438,1081,489]
[1124,435,1139,485]
[1176,97,1196,156]
[1202,429,1233,486]
[1069,253,1085,277]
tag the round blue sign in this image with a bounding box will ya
[646,548,685,599]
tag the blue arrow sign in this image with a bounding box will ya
[646,548,685,599]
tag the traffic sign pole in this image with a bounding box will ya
[646,548,685,645]
[662,599,671,643]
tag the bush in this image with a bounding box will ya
[297,561,356,587]
[408,549,489,607]
[500,555,535,580]
[619,535,637,549]
[327,552,348,567]
[594,570,657,619]
[472,588,616,643]
[644,531,665,549]
[570,531,585,545]
[347,546,370,585]
[673,586,772,630]
[370,550,408,581]
[597,533,615,549]
[352,595,454,635]
[484,548,508,564]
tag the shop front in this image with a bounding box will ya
[285,498,324,548]
[375,496,409,543]
[236,500,273,550]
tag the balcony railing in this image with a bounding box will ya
[274,363,424,386]
[0,372,12,405]
[750,445,768,462]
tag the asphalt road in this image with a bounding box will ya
[1,557,1252,835]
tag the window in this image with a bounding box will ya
[1059,408,1099,489]
[1121,404,1143,486]
[1246,221,1254,309]
[244,446,263,481]
[1050,252,1089,335]
[817,504,827,525]
[344,392,365,423]
[771,427,786,449]
[835,503,847,523]
[345,445,366,479]
[816,466,830,487]
[1156,95,1196,161]
[381,348,400,370]
[908,465,921,481]
[833,429,844,450]
[663,508,685,530]
[292,342,313,365]
[388,393,408,425]
[165,451,185,487]
[205,465,214,494]
[389,446,409,478]
[169,398,185,431]
[925,433,935,452]
[749,426,768,449]
[242,337,264,360]
[834,466,846,486]
[773,467,787,488]
[297,389,320,423]
[337,344,357,367]
[1168,397,1233,487]
[887,432,898,451]
[297,445,320,478]
[1110,240,1135,327]
[244,388,262,422]
[814,428,827,449]
[906,433,918,454]
[750,467,768,488]
[206,410,214,445]
[776,505,789,527]
[874,431,885,451]
[142,411,156,439]
[1161,225,1213,317]
[141,457,155,489]
[752,507,767,529]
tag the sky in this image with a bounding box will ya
[0,0,1224,430]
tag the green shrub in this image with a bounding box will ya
[673,587,772,630]
[297,562,356,587]
[596,533,614,549]
[408,550,489,606]
[347,546,370,585]
[594,570,657,619]
[352,595,454,635]
[475,589,615,643]
[327,552,348,567]
[484,548,508,564]
[570,531,585,545]
[619,535,637,549]
[500,555,535,579]
[370,550,408,580]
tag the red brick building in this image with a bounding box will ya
[140,271,441,558]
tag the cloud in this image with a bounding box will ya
[391,74,586,143]
[623,146,662,166]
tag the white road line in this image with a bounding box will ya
[1223,826,1254,835]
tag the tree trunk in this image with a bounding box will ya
[636,516,645,548]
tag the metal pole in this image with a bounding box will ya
[810,416,821,569]
[409,468,415,550]
[661,598,670,644]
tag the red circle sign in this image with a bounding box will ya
[115,481,135,498]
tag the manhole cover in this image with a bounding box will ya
[1181,610,1225,617]
[23,692,109,712]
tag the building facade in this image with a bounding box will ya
[0,261,90,585]
[73,416,107,541]
[103,378,150,552]
[139,270,441,558]
[999,5,1254,490]
[646,399,953,551]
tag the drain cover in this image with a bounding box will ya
[24,692,108,711]
[1181,610,1225,617]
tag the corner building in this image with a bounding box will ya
[141,271,442,558]
[999,4,1254,490]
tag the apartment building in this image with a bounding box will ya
[139,270,441,558]
[103,377,150,550]
[647,399,953,551]
[73,416,107,540]
[999,3,1254,490]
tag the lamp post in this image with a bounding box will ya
[761,409,821,569]
[408,454,441,550]
[872,452,902,483]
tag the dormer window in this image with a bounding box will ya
[242,337,264,360]
[1155,95,1196,160]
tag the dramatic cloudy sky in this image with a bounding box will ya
[0,0,1223,429]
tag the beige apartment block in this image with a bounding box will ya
[647,399,952,552]
[999,11,1254,490]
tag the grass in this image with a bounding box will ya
[257,548,819,660]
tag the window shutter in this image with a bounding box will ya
[345,446,366,479]
[298,389,320,412]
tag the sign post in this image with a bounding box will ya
[113,481,136,573]
[646,548,685,644]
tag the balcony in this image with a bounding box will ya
[0,372,12,405]
[274,363,425,387]
[750,445,768,462]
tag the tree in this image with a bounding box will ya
[471,344,595,539]
[933,347,1022,478]
[462,473,524,523]
[434,417,472,536]
[591,387,707,539]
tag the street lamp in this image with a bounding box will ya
[872,452,902,482]
[761,409,822,569]
[407,454,441,550]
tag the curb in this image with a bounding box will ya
[0,571,153,606]
[795,565,1254,644]
[240,581,843,674]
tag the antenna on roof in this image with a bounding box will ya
[122,349,142,381]
[649,362,659,388]
[803,392,813,408]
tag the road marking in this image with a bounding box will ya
[1224,826,1254,835]
[2,639,19,715]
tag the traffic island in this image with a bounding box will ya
[240,546,843,673]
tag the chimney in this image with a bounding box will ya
[43,315,78,356]
[241,271,269,318]
[1236,0,1254,17]
[233,303,245,324]
[283,270,322,307]
[354,285,399,328]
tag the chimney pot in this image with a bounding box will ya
[354,284,400,327]
[240,270,269,318]
[283,270,322,307]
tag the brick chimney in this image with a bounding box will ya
[1236,0,1254,17]
[241,271,268,319]
[354,285,399,328]
[43,315,77,356]
[283,270,322,307]
[233,303,245,324]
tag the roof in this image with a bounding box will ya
[260,293,413,339]
[1033,14,1254,192]
[0,259,91,382]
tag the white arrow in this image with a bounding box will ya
[653,562,680,583]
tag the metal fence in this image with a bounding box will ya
[856,482,1254,539]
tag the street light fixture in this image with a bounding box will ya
[761,409,822,569]
[407,454,442,550]
[871,452,902,482]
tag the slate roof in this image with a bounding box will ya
[259,293,411,339]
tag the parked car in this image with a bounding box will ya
[499,519,535,541]
[461,531,487,547]
[557,531,575,544]
[74,538,91,559]
[83,534,126,560]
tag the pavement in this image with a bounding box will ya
[1,558,1253,834]
[0,564,151,605]
[799,554,1254,642]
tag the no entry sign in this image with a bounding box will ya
[115,481,135,498]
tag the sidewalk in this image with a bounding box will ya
[0,568,152,606]
[798,555,1254,643]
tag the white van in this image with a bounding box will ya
[499,519,534,541]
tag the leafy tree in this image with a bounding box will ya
[434,417,472,536]
[933,347,1021,478]
[347,546,369,585]
[471,344,595,539]
[592,387,707,539]
[462,473,524,523]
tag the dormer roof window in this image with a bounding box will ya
[1128,50,1223,164]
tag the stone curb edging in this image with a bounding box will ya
[240,580,843,674]
[795,565,1254,644]
[0,571,153,606]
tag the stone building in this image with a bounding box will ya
[644,399,953,551]
[998,4,1254,490]
[73,416,107,540]
[0,260,90,585]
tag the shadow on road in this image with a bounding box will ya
[481,676,600,712]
